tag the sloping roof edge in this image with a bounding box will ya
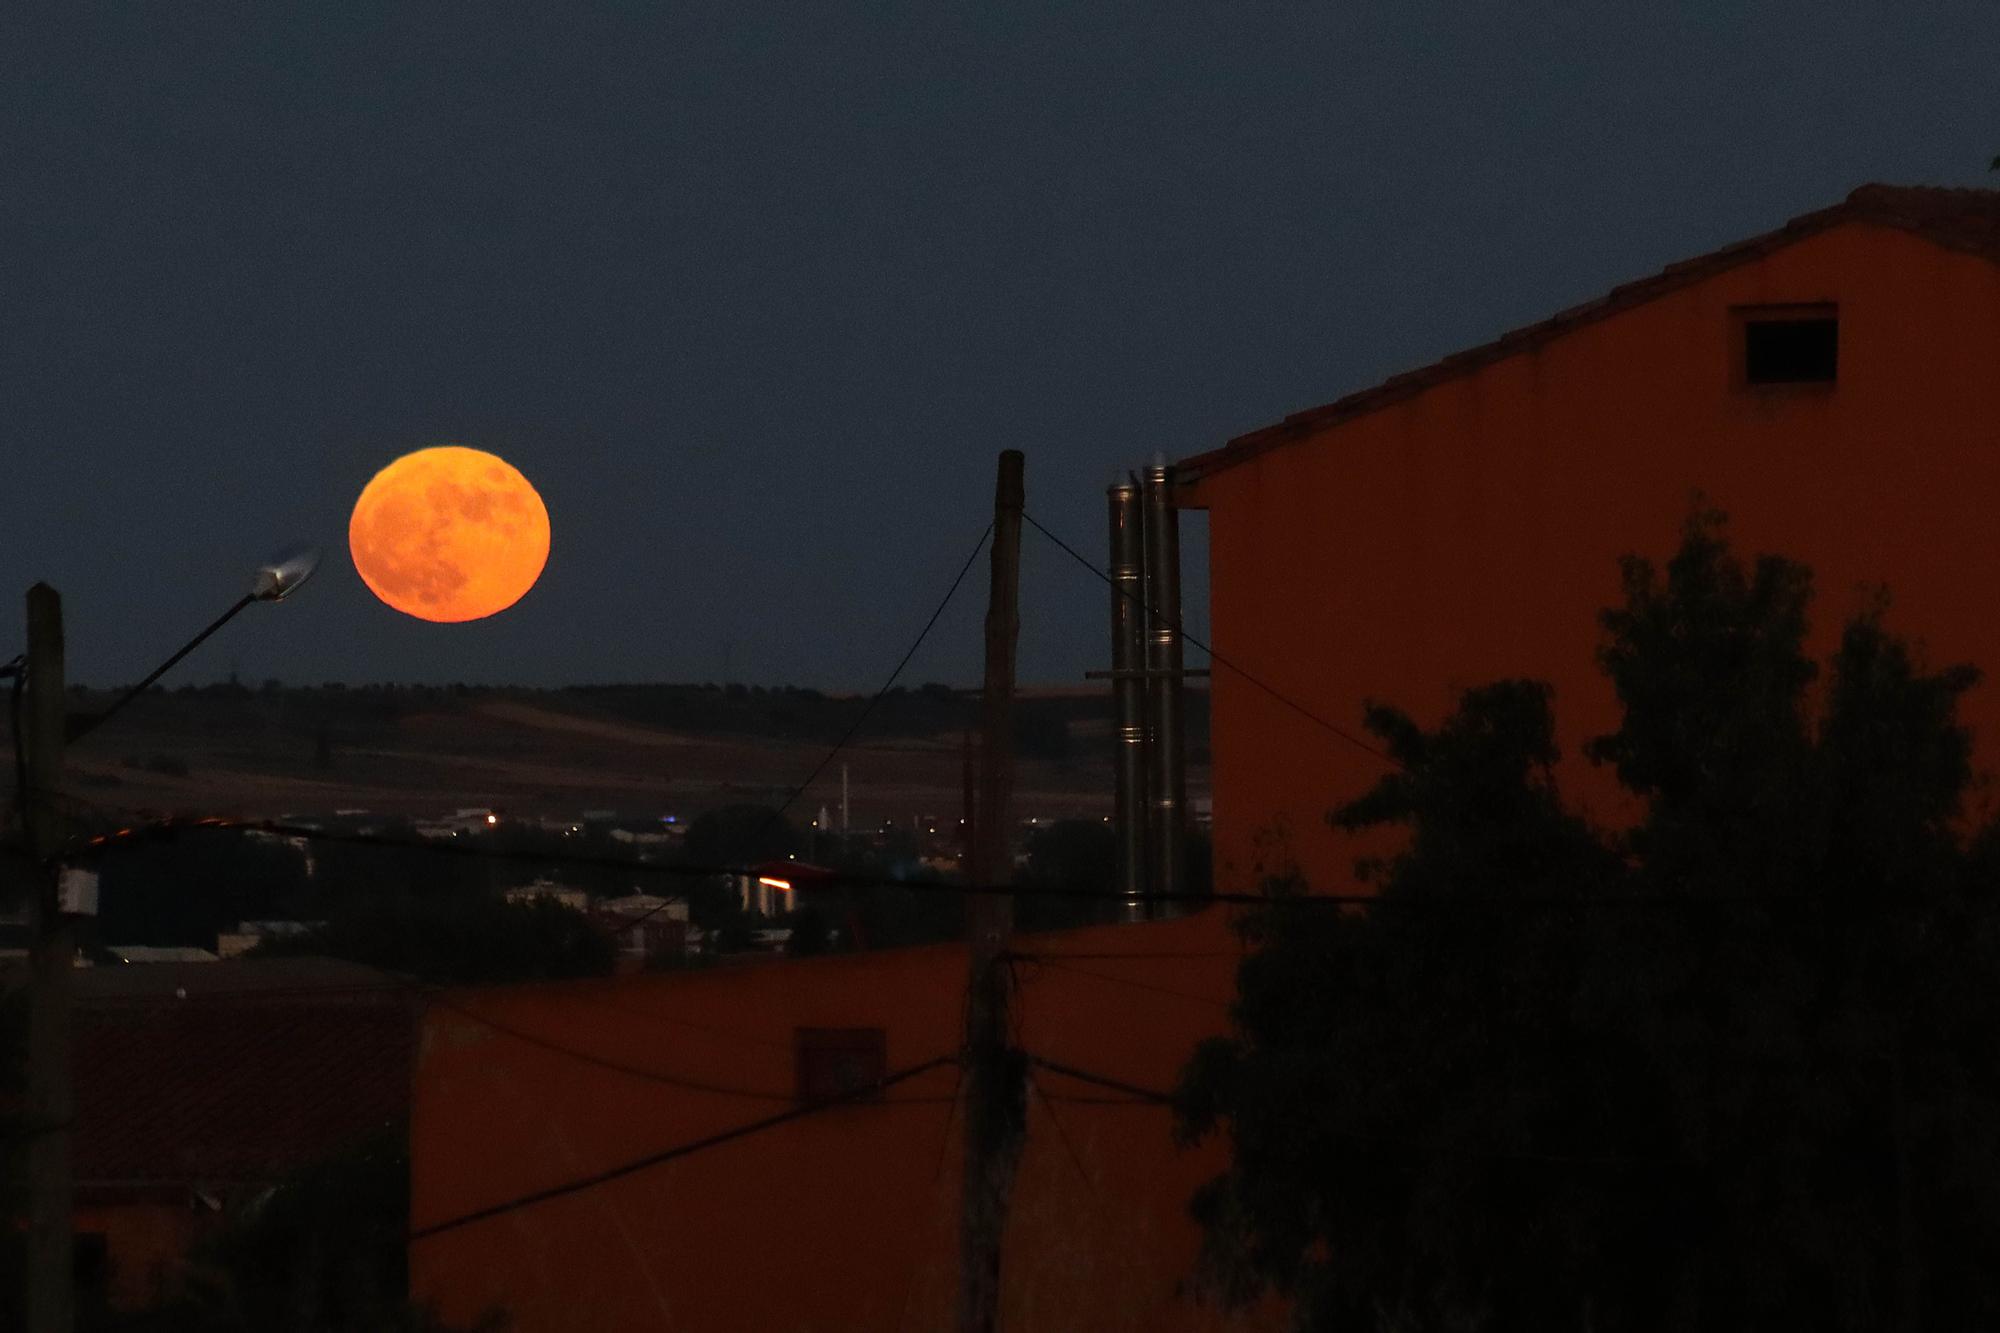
[1176,184,2000,488]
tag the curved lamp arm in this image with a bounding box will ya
[64,546,319,744]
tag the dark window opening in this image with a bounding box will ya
[794,1027,888,1103]
[74,1231,109,1292]
[1743,313,1837,385]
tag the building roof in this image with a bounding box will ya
[410,910,1265,1331]
[75,955,403,1001]
[74,957,415,1196]
[1177,184,2000,486]
[100,946,220,965]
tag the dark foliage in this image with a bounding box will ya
[1016,818,1121,932]
[680,803,803,865]
[784,904,831,956]
[1177,509,2000,1331]
[1012,819,1212,932]
[254,891,612,985]
[1,988,25,1328]
[98,1131,505,1332]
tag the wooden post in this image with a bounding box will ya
[960,726,978,874]
[958,450,1026,1333]
[23,583,72,1333]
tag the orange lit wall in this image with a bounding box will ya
[1181,221,2000,893]
[410,911,1281,1333]
[74,1201,202,1313]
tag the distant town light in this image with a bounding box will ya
[486,813,498,826]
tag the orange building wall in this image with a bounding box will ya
[75,1201,203,1313]
[410,910,1281,1333]
[1184,221,2000,893]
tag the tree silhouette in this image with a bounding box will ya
[1177,509,2000,1331]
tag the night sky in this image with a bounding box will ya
[6,4,1993,690]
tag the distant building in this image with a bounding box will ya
[214,920,323,959]
[242,827,315,877]
[589,893,689,972]
[101,946,219,965]
[414,808,502,839]
[597,892,689,922]
[730,859,837,917]
[504,879,590,912]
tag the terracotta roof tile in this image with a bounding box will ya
[73,961,415,1194]
[1178,184,2000,485]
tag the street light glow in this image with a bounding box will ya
[252,545,322,602]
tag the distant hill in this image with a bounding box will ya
[28,681,1209,827]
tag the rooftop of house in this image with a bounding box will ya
[74,957,415,1197]
[75,954,404,1001]
[1178,184,2000,486]
[410,908,1253,1330]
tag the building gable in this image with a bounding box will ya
[1179,185,2000,491]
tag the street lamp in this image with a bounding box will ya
[65,546,320,743]
[12,546,316,1333]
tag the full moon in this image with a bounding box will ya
[348,446,551,623]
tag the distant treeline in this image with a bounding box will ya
[59,679,1212,762]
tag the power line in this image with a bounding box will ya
[408,1053,959,1242]
[762,520,991,829]
[1023,1056,1691,1169]
[628,518,990,937]
[1020,509,1401,769]
[431,991,955,1104]
[554,990,795,1053]
[1025,1054,1173,1106]
[1026,1066,1095,1192]
[893,1063,968,1333]
[1012,952,1234,1011]
[427,993,798,1102]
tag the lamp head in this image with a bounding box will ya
[252,546,321,602]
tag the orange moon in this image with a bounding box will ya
[348,446,551,622]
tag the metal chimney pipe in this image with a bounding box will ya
[1140,457,1186,915]
[1108,476,1149,921]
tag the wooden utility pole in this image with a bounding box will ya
[23,583,72,1333]
[960,726,978,872]
[958,450,1026,1333]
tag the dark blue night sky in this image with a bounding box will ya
[5,3,1993,687]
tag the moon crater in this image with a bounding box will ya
[349,446,551,622]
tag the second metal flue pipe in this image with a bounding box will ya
[1107,458,1186,918]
